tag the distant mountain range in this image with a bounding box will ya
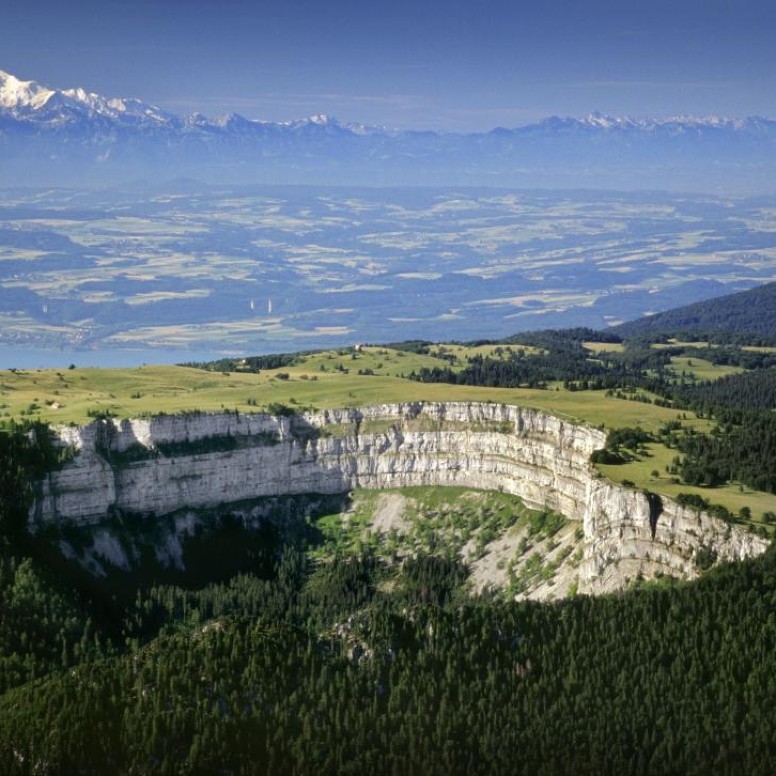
[2,69,776,191]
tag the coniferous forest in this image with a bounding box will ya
[2,528,776,774]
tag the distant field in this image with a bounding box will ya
[1,186,776,356]
[668,356,745,381]
[583,341,624,354]
[651,340,714,350]
[426,343,543,362]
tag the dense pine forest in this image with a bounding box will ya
[0,413,775,773]
[612,280,776,340]
[2,518,776,774]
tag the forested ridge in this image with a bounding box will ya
[408,336,671,391]
[683,367,776,411]
[613,281,776,340]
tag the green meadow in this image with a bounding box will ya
[0,342,776,525]
[0,345,702,432]
[2,339,774,528]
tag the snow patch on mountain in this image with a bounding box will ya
[0,69,175,126]
[3,68,772,137]
[2,68,775,191]
[0,70,55,110]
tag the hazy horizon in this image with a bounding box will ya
[4,0,775,132]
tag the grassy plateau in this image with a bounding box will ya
[1,340,774,531]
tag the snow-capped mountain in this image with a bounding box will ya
[0,71,376,135]
[0,70,57,110]
[1,69,775,192]
[0,70,177,126]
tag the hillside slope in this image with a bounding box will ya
[614,281,776,340]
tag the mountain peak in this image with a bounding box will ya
[581,112,635,129]
[282,113,341,129]
[0,68,175,125]
[0,69,55,110]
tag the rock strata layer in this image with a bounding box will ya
[31,402,768,595]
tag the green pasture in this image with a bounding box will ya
[2,340,773,526]
[652,340,713,350]
[598,443,776,532]
[427,343,543,362]
[583,341,625,354]
[0,352,706,434]
[668,356,744,381]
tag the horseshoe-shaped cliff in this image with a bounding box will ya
[31,402,768,596]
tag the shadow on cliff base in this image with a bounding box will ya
[27,492,353,617]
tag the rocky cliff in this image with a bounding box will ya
[31,402,768,595]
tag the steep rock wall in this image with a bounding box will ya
[31,402,768,594]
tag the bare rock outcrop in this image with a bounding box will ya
[31,402,768,595]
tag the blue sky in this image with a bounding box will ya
[3,0,775,130]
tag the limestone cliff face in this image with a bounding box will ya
[579,479,766,594]
[31,402,768,594]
